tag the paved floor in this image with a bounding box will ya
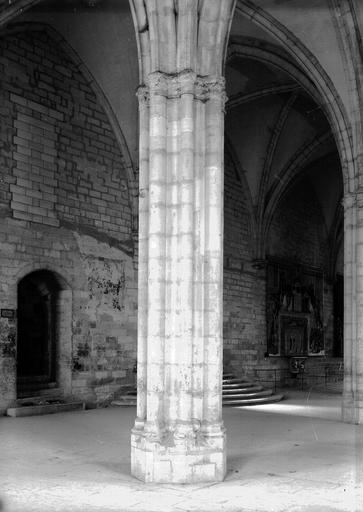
[0,390,362,512]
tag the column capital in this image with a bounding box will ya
[142,71,227,105]
[146,70,196,98]
[342,189,363,209]
[136,85,150,107]
[195,75,226,102]
[147,71,169,95]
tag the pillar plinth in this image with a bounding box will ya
[131,71,227,482]
[131,421,226,483]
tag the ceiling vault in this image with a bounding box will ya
[262,131,334,243]
[257,92,298,220]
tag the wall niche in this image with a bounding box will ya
[266,257,325,357]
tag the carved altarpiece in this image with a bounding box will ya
[266,258,325,357]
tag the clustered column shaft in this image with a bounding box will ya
[342,191,363,424]
[131,70,227,483]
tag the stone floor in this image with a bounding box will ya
[0,389,362,512]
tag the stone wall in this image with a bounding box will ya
[223,150,266,376]
[223,152,336,380]
[0,28,137,413]
[0,27,342,413]
[267,179,330,270]
[267,178,334,357]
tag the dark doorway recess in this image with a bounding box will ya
[17,270,60,395]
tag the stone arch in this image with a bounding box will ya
[1,20,138,227]
[227,36,347,259]
[231,2,363,423]
[13,262,72,293]
[11,262,73,302]
[13,264,73,399]
[0,0,43,28]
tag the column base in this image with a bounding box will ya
[131,419,226,483]
[342,393,363,424]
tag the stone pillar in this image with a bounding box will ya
[342,191,363,424]
[131,70,227,483]
[129,0,236,483]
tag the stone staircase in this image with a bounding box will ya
[7,382,84,417]
[111,385,137,407]
[222,373,284,406]
[111,374,284,407]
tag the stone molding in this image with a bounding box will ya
[132,429,225,450]
[137,71,227,105]
[132,418,226,446]
[131,421,226,483]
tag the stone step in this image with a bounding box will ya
[17,378,58,387]
[17,387,63,400]
[223,394,284,406]
[111,395,137,407]
[7,399,85,417]
[222,377,251,384]
[223,389,272,400]
[111,374,284,408]
[16,391,65,404]
[222,373,283,406]
[17,381,58,393]
[223,381,256,389]
[223,385,263,394]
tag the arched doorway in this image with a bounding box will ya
[17,270,60,396]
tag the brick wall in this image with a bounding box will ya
[0,28,137,412]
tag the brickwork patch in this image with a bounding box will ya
[11,94,60,226]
